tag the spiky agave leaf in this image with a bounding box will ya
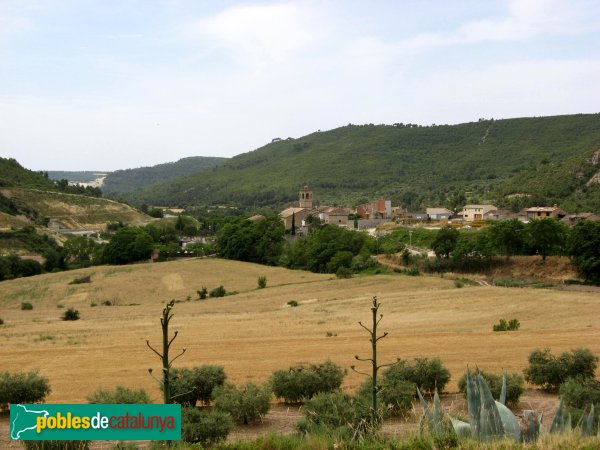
[477,374,504,441]
[416,386,433,422]
[565,413,571,433]
[549,399,564,434]
[582,404,595,437]
[465,368,481,438]
[495,401,520,441]
[432,390,444,435]
[499,369,507,405]
[450,417,472,439]
[522,410,541,442]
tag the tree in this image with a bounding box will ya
[102,227,154,264]
[525,219,566,260]
[488,219,525,260]
[63,236,99,266]
[351,297,398,429]
[146,300,186,404]
[216,216,284,265]
[566,221,600,284]
[286,225,367,273]
[431,226,459,258]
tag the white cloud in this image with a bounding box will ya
[176,3,325,69]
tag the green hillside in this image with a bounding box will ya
[494,148,600,213]
[102,156,227,195]
[0,157,55,189]
[120,114,600,212]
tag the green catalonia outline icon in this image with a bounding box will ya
[11,404,49,440]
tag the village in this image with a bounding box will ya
[278,185,600,235]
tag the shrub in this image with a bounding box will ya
[209,285,226,298]
[287,300,299,307]
[86,386,150,404]
[69,275,91,285]
[405,266,420,276]
[271,360,346,403]
[168,365,226,406]
[23,442,90,450]
[524,348,598,392]
[493,318,520,331]
[457,371,524,406]
[356,377,415,417]
[299,391,356,430]
[0,318,3,325]
[62,308,80,321]
[197,287,208,299]
[102,300,113,306]
[257,276,267,289]
[336,266,353,279]
[213,382,271,424]
[298,391,378,439]
[382,358,450,395]
[181,407,232,446]
[559,377,600,410]
[0,371,51,410]
[21,302,33,310]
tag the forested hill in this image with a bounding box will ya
[118,114,600,213]
[102,156,227,195]
[0,157,55,189]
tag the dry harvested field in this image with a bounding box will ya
[1,257,599,403]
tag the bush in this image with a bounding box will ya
[62,308,80,321]
[336,266,353,279]
[271,360,346,403]
[0,318,3,325]
[559,377,600,410]
[86,386,150,404]
[298,391,356,430]
[298,391,379,439]
[168,365,226,406]
[23,442,89,450]
[0,371,51,410]
[197,287,208,299]
[257,276,267,289]
[69,275,91,285]
[382,358,450,395]
[21,302,33,310]
[213,382,271,424]
[210,285,226,298]
[181,407,232,446]
[524,348,598,392]
[492,318,520,331]
[356,377,415,417]
[457,371,524,406]
[287,300,299,307]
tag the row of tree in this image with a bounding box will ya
[430,219,599,283]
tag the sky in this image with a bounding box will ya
[1,0,599,171]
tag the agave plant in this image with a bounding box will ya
[419,368,598,442]
[449,369,520,442]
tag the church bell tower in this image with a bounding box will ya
[299,185,313,209]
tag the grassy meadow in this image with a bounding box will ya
[1,258,599,406]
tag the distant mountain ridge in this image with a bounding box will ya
[102,156,227,195]
[118,114,600,213]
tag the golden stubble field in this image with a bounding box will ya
[1,258,599,404]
